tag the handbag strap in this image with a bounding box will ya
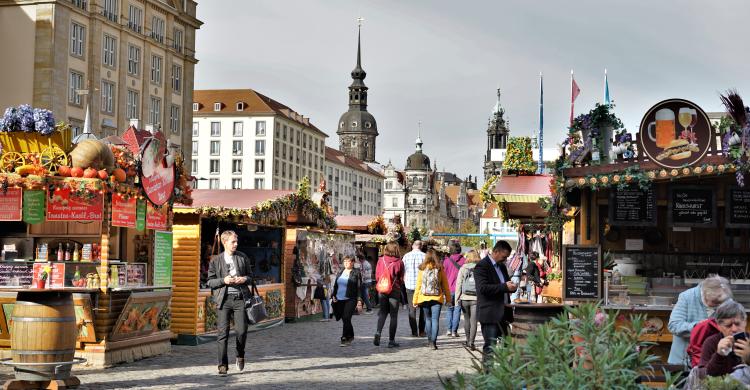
[250,280,260,297]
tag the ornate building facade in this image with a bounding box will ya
[483,89,510,180]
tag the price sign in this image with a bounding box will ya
[669,186,716,227]
[146,203,168,230]
[609,185,656,226]
[136,200,146,231]
[23,190,45,224]
[0,263,33,286]
[111,193,137,228]
[153,231,173,286]
[563,245,601,300]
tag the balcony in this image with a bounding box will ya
[101,10,118,22]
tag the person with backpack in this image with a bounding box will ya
[455,250,480,350]
[373,241,405,348]
[413,248,452,350]
[443,242,466,337]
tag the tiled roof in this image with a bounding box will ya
[193,89,328,138]
[325,147,385,178]
[444,185,461,205]
[481,202,500,219]
[335,215,379,230]
[492,175,552,196]
[175,189,294,210]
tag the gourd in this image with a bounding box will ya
[70,140,115,171]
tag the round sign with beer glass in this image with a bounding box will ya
[639,98,711,169]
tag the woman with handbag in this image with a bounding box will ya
[331,256,362,346]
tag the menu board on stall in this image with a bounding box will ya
[727,186,750,228]
[153,231,173,286]
[0,188,22,221]
[146,203,168,230]
[22,190,45,224]
[563,245,601,300]
[111,193,137,228]
[0,263,33,286]
[46,180,104,221]
[136,200,146,231]
[668,186,716,227]
[32,263,65,288]
[609,185,657,226]
[127,263,147,286]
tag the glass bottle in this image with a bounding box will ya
[57,243,64,262]
[64,243,71,261]
[72,244,80,262]
[73,266,81,286]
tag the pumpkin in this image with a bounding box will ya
[83,167,98,179]
[71,167,84,178]
[112,168,127,183]
[70,140,115,171]
[97,169,109,180]
[57,166,71,177]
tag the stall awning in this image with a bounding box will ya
[492,175,552,220]
[174,189,294,213]
[335,215,379,232]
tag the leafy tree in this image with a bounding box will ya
[408,226,421,243]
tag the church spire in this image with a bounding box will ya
[350,17,366,84]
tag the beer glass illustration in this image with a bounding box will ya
[648,108,676,148]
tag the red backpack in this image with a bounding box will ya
[376,261,394,294]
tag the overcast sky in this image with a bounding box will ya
[195,1,750,183]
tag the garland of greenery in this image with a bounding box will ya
[504,137,536,174]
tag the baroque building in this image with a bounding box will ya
[483,89,510,180]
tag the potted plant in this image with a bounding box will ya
[35,265,51,289]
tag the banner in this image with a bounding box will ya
[136,200,146,231]
[153,231,173,286]
[46,180,104,221]
[146,202,168,230]
[23,190,45,224]
[111,193,137,228]
[0,188,22,221]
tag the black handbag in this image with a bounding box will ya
[245,282,268,325]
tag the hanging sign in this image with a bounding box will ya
[153,231,173,286]
[140,138,175,206]
[146,202,168,230]
[46,180,104,221]
[638,98,711,169]
[23,190,45,224]
[111,193,137,228]
[0,188,22,221]
[136,200,146,231]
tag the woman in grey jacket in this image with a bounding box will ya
[455,250,481,350]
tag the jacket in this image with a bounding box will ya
[688,318,721,368]
[332,268,362,301]
[455,262,478,304]
[443,254,466,293]
[700,332,741,376]
[412,266,451,306]
[375,255,405,294]
[668,284,708,365]
[526,261,542,285]
[474,255,514,324]
[206,251,254,310]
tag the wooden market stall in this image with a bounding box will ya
[0,113,191,368]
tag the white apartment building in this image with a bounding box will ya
[192,89,327,190]
[324,147,383,216]
[0,0,202,154]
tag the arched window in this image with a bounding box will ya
[412,198,417,205]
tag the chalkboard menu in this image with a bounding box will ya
[563,245,601,300]
[727,187,750,228]
[0,263,33,286]
[609,185,657,226]
[669,186,716,227]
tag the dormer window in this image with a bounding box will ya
[364,122,372,129]
[351,121,358,127]
[339,122,344,129]
[192,102,199,111]
[213,102,221,111]
[236,102,245,111]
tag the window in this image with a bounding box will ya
[192,121,198,137]
[68,71,84,105]
[233,122,243,137]
[282,144,286,159]
[213,103,221,111]
[191,140,198,155]
[232,159,242,174]
[303,134,307,148]
[127,5,143,33]
[169,105,180,134]
[385,181,392,190]
[255,140,265,156]
[192,102,199,111]
[191,159,197,174]
[254,178,264,189]
[151,16,165,43]
[256,121,266,136]
[209,159,220,174]
[172,27,183,53]
[281,162,286,177]
[71,0,87,10]
[126,90,139,120]
[127,45,141,76]
[171,64,181,93]
[150,55,162,84]
[314,139,319,153]
[289,128,294,143]
[210,122,220,136]
[412,198,417,205]
[296,130,301,146]
[209,178,219,189]
[148,96,161,125]
[101,80,115,114]
[103,34,117,67]
[235,102,244,111]
[70,22,85,57]
[71,122,82,139]
[232,141,242,156]
[102,0,118,22]
[282,125,287,140]
[210,141,220,155]
[232,179,242,189]
[254,159,265,174]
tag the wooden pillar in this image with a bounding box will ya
[283,228,297,320]
[171,213,201,336]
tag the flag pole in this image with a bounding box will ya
[538,72,544,174]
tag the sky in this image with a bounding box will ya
[194,0,750,184]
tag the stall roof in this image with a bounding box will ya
[175,189,294,211]
[335,215,378,231]
[491,175,552,220]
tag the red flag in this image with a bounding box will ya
[570,76,581,126]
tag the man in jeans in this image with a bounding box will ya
[402,240,426,337]
[207,230,254,375]
[443,241,466,337]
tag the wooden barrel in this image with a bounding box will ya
[510,304,565,343]
[11,292,77,381]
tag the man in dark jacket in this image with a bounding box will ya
[207,230,253,375]
[474,240,517,363]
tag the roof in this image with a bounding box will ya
[482,202,500,219]
[193,89,328,138]
[492,175,552,198]
[405,150,431,171]
[325,147,384,178]
[175,189,294,210]
[335,215,379,231]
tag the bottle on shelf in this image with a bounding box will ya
[73,266,81,287]
[57,243,64,262]
[72,244,80,262]
[64,243,71,261]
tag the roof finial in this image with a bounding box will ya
[356,17,364,69]
[415,121,423,151]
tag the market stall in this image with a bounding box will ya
[551,96,750,360]
[0,109,189,368]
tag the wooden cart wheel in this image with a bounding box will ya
[40,146,68,173]
[0,152,26,173]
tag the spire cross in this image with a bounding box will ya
[357,16,364,27]
[417,121,422,139]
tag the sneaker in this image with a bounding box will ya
[446,331,452,337]
[218,365,228,375]
[235,358,245,372]
[387,340,400,348]
[373,333,381,346]
[452,332,460,337]
[340,337,348,347]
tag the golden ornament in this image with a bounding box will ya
[647,171,656,179]
[659,170,667,178]
[706,166,715,173]
[590,177,598,185]
[671,169,678,177]
[718,164,726,172]
[682,168,690,175]
[613,175,621,183]
[693,167,702,174]
[625,175,633,182]
[601,176,609,184]
[578,178,586,185]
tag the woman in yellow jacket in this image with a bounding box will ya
[413,248,452,350]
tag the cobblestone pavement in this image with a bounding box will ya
[0,309,479,389]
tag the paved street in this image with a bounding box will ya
[0,310,477,389]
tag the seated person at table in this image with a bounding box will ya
[699,299,750,377]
